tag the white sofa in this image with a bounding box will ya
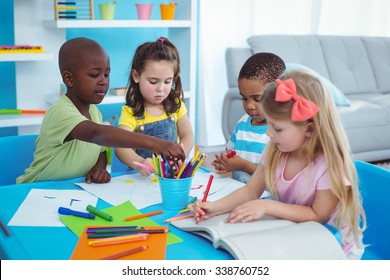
[223,35,390,162]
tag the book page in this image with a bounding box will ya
[172,214,346,260]
[171,214,294,244]
[218,221,347,260]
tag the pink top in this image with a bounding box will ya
[270,153,359,255]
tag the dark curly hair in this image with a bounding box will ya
[125,37,183,117]
[239,52,285,83]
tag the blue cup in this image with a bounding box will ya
[158,176,193,210]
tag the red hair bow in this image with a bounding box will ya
[275,78,319,122]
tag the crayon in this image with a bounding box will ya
[58,207,95,219]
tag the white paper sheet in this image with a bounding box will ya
[190,172,245,201]
[75,172,246,209]
[8,189,98,227]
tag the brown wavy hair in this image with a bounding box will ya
[125,37,183,117]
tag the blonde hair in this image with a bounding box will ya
[261,69,366,246]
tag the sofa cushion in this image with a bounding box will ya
[362,37,390,93]
[248,35,330,79]
[319,36,377,95]
[338,97,389,128]
[225,48,254,88]
[284,63,351,106]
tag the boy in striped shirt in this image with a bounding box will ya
[213,53,285,183]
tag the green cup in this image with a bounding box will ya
[100,2,115,20]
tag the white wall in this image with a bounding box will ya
[197,0,390,148]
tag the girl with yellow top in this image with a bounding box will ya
[116,37,194,176]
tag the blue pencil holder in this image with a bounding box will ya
[158,176,193,210]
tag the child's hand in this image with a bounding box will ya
[187,200,218,222]
[153,140,185,160]
[212,153,242,173]
[86,167,111,184]
[134,158,153,177]
[225,199,268,223]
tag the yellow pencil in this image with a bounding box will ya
[192,150,200,163]
[191,154,206,176]
[176,161,187,178]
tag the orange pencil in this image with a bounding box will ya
[124,210,163,221]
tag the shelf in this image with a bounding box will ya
[0,114,44,128]
[43,20,192,29]
[0,53,53,62]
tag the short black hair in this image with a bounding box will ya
[58,37,103,73]
[239,52,285,83]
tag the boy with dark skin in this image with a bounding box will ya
[17,37,185,184]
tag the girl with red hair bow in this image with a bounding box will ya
[189,69,366,259]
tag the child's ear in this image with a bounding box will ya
[305,122,314,137]
[62,71,73,87]
[131,69,140,83]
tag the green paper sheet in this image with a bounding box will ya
[60,201,182,245]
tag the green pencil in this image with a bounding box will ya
[178,196,197,214]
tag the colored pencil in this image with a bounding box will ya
[133,161,155,172]
[190,154,206,177]
[202,175,214,202]
[89,233,148,247]
[197,175,214,224]
[86,205,113,221]
[0,219,10,237]
[100,245,148,260]
[178,196,197,214]
[226,150,236,158]
[86,226,139,234]
[164,213,193,223]
[124,210,163,221]
[176,161,187,178]
[88,229,166,239]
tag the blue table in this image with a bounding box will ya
[0,172,232,260]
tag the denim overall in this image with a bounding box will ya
[135,114,177,159]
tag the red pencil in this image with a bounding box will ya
[100,245,148,260]
[226,150,236,158]
[197,175,214,224]
[202,175,214,202]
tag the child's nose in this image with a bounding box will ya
[247,100,256,109]
[99,75,109,85]
[157,83,164,91]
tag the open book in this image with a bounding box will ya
[171,214,347,260]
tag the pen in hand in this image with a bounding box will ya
[196,175,214,224]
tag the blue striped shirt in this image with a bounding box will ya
[227,114,269,183]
